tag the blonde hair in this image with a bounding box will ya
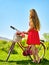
[30,9,40,31]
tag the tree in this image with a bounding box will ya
[43,33,49,42]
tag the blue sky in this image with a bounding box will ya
[0,0,49,39]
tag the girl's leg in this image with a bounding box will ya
[35,48,40,63]
[31,45,36,62]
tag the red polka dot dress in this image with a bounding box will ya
[27,28,40,45]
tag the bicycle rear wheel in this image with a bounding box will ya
[29,41,46,60]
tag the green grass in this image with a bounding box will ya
[0,40,49,65]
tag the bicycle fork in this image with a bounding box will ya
[6,41,15,61]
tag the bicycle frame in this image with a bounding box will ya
[6,26,46,61]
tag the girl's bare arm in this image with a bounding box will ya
[23,28,30,34]
[23,31,28,34]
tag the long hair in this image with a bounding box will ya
[30,9,40,31]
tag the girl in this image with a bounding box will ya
[22,9,41,63]
[12,9,40,63]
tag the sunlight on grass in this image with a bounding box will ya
[0,40,49,65]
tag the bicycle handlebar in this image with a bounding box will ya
[10,26,45,42]
[10,26,20,32]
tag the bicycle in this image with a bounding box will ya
[6,26,46,61]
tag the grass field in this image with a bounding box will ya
[0,40,49,65]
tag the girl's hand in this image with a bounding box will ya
[16,31,21,35]
[20,32,25,38]
[23,31,28,34]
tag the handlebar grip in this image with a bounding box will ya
[10,26,20,32]
[10,26,16,30]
